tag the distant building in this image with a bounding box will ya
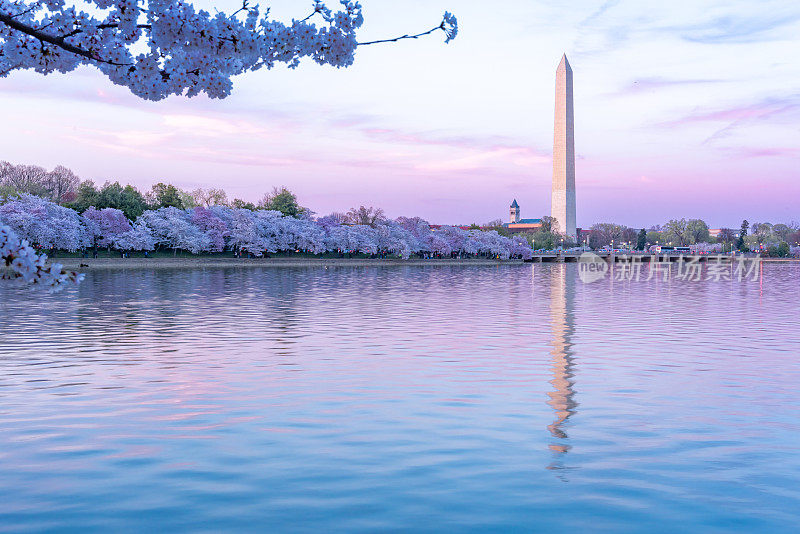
[503,199,542,233]
[709,229,740,239]
[708,228,739,238]
[510,199,520,223]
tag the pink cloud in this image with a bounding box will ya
[725,146,800,159]
[662,96,800,127]
[614,77,724,96]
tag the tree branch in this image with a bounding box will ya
[0,11,131,65]
[229,0,250,19]
[357,23,443,46]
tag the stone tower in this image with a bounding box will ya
[551,54,576,239]
[510,199,520,224]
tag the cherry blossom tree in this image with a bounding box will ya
[510,235,532,260]
[191,206,228,252]
[0,194,530,273]
[250,209,285,254]
[113,220,155,250]
[137,206,209,252]
[375,220,415,258]
[82,206,132,248]
[396,216,430,240]
[224,207,260,255]
[0,1,458,100]
[436,225,467,256]
[0,193,90,251]
[283,216,326,254]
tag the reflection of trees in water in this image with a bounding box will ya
[71,268,311,362]
[545,264,578,472]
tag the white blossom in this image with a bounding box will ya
[0,221,83,290]
[0,1,458,100]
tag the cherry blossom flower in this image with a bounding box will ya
[0,1,458,100]
[0,222,83,290]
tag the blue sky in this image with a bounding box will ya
[1,0,798,227]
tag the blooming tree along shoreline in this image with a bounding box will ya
[0,194,533,260]
[0,1,458,100]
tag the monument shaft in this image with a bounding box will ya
[551,55,576,239]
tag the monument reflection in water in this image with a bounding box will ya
[543,264,578,469]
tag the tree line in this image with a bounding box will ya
[3,161,798,257]
[487,215,799,257]
[0,193,533,260]
[582,219,798,257]
[0,160,315,220]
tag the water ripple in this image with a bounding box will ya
[1,264,799,531]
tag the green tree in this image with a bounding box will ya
[539,215,559,234]
[646,230,663,246]
[751,222,774,245]
[97,181,124,208]
[67,180,100,213]
[149,183,184,209]
[663,218,689,245]
[636,228,647,250]
[777,241,790,258]
[0,183,20,199]
[526,231,557,250]
[178,190,198,209]
[66,180,147,219]
[232,198,256,210]
[118,185,148,219]
[686,219,710,243]
[772,224,792,242]
[716,228,737,252]
[259,186,304,217]
[737,219,749,252]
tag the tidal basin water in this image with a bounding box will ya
[1,263,799,532]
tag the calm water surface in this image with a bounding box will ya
[1,263,799,532]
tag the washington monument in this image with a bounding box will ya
[551,54,576,239]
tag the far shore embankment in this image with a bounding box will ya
[54,257,526,270]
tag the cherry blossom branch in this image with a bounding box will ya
[0,223,83,291]
[358,12,457,46]
[229,0,251,19]
[358,24,442,46]
[0,11,129,65]
[0,2,457,100]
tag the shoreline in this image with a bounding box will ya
[54,257,526,270]
[45,256,800,270]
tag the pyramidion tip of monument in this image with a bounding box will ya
[559,53,571,70]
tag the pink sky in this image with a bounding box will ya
[1,0,798,228]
